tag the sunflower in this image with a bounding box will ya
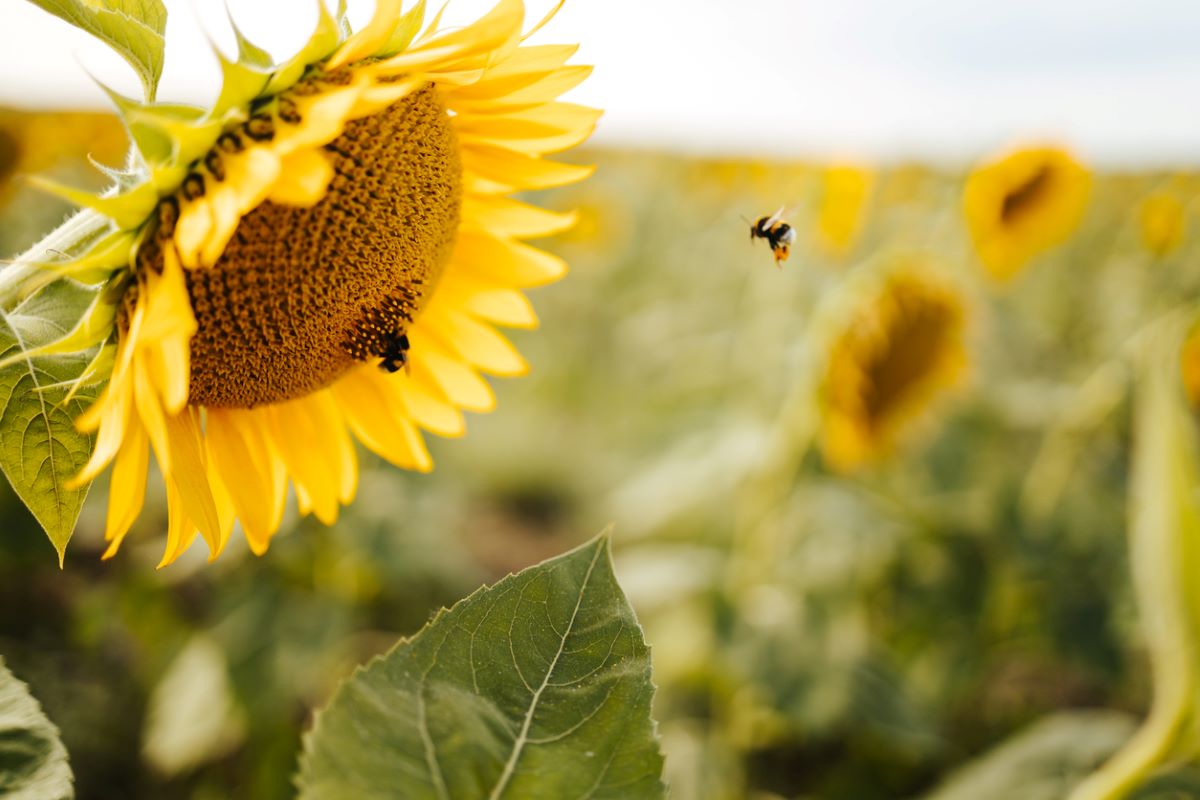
[816,164,872,258]
[962,146,1090,281]
[19,0,597,566]
[1180,325,1200,411]
[1139,191,1187,258]
[819,269,967,473]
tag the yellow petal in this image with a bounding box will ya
[174,197,215,268]
[461,143,593,191]
[393,372,466,437]
[452,230,567,287]
[406,331,495,412]
[450,65,592,113]
[206,408,286,555]
[140,249,195,413]
[204,454,238,560]
[420,305,528,376]
[326,0,404,69]
[332,367,433,472]
[448,58,582,102]
[101,413,148,558]
[133,355,171,473]
[283,79,370,149]
[379,0,523,74]
[163,407,222,556]
[157,481,199,568]
[180,147,282,267]
[265,392,357,525]
[267,150,334,207]
[438,273,538,328]
[454,103,601,154]
[199,185,242,265]
[352,77,423,119]
[461,194,577,238]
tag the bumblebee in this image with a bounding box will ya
[379,330,411,373]
[748,207,797,267]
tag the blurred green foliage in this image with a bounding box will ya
[1,109,1200,799]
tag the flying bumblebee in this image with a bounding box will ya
[747,207,797,267]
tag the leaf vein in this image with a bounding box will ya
[486,543,605,800]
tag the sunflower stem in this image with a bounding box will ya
[0,210,112,311]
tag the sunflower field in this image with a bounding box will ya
[2,2,1200,799]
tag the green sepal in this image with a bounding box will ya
[377,0,427,57]
[29,229,136,289]
[265,0,342,96]
[226,5,274,68]
[0,290,117,370]
[86,154,145,191]
[210,45,272,119]
[57,343,115,405]
[335,0,352,38]
[28,177,157,231]
[122,106,221,169]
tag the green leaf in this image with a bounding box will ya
[0,656,74,800]
[921,711,1138,800]
[298,533,666,800]
[0,280,101,565]
[23,0,167,101]
[142,636,246,775]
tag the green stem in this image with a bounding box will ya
[0,210,110,310]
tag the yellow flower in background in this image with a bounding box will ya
[962,146,1090,281]
[819,270,967,473]
[816,164,872,258]
[0,111,127,200]
[25,0,597,566]
[1139,192,1187,257]
[1180,326,1200,410]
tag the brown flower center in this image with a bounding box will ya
[181,84,461,409]
[999,165,1052,225]
[862,285,959,426]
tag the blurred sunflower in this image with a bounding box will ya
[1180,325,1200,410]
[20,0,597,565]
[819,269,967,473]
[962,146,1089,281]
[1139,191,1187,258]
[816,164,872,258]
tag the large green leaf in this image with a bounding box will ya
[921,712,1138,800]
[23,0,167,101]
[0,657,73,800]
[298,533,666,800]
[0,281,100,565]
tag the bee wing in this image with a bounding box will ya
[765,203,804,228]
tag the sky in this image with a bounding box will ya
[3,0,1200,165]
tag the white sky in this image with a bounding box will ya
[3,0,1200,165]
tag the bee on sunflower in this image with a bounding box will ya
[3,0,598,566]
[962,146,1090,281]
[817,266,968,473]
